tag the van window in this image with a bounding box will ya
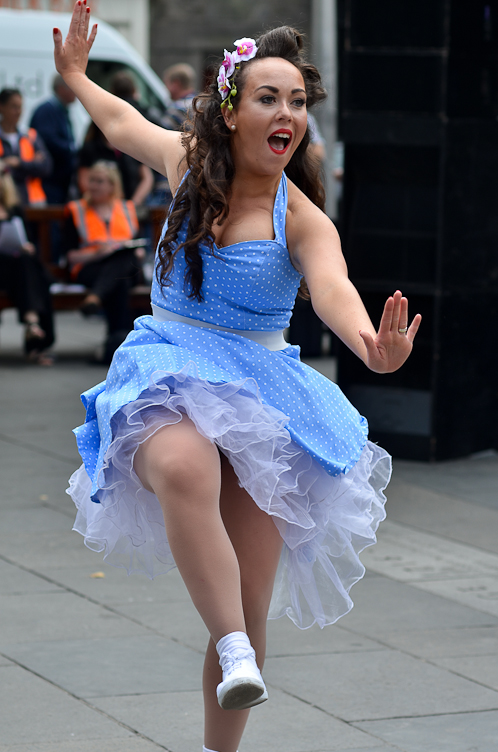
[87,60,167,118]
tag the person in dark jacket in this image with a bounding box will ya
[29,74,77,204]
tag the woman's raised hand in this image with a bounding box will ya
[53,0,97,80]
[359,290,421,374]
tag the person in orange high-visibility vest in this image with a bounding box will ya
[64,160,144,358]
[0,89,52,206]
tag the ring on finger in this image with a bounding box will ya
[398,326,408,334]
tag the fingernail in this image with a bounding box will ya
[53,27,59,34]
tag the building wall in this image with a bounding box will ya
[0,0,150,60]
[150,0,311,85]
[97,0,150,61]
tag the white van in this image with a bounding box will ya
[0,8,170,143]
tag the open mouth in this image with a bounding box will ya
[268,130,292,154]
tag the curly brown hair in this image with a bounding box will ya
[157,26,327,302]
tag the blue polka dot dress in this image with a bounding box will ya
[67,172,391,629]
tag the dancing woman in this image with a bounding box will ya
[55,4,421,751]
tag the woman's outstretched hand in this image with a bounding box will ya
[53,0,97,80]
[359,290,421,373]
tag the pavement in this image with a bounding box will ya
[1,308,498,752]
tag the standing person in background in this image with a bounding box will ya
[110,70,160,207]
[287,112,328,357]
[162,63,197,130]
[110,70,157,122]
[307,112,326,164]
[29,75,77,205]
[78,121,153,206]
[0,88,51,206]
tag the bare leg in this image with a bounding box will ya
[203,453,283,752]
[134,416,246,642]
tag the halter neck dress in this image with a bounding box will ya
[68,172,391,629]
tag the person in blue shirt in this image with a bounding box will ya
[29,74,77,204]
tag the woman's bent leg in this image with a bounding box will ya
[133,416,246,643]
[203,453,283,752]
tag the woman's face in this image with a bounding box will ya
[0,94,23,131]
[87,169,115,203]
[225,57,308,176]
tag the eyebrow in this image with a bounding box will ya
[254,85,306,94]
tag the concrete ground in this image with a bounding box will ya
[1,309,497,752]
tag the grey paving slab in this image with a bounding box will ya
[93,686,386,752]
[0,591,151,643]
[116,597,209,652]
[110,588,385,658]
[266,618,383,657]
[412,576,498,619]
[393,453,498,512]
[380,625,498,660]
[264,650,498,721]
[0,664,134,745]
[40,562,191,607]
[362,520,498,583]
[386,475,498,556]
[434,654,498,691]
[92,690,204,752]
[0,558,64,595]
[355,709,498,752]
[0,741,162,752]
[0,505,75,534]
[0,442,76,506]
[0,529,108,570]
[341,576,497,637]
[310,748,399,752]
[0,635,203,698]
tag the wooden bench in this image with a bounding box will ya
[0,205,167,314]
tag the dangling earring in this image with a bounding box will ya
[230,124,236,131]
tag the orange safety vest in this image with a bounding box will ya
[0,128,46,204]
[66,198,139,279]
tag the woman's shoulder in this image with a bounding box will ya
[285,178,339,253]
[286,179,325,228]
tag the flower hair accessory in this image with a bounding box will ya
[218,37,258,111]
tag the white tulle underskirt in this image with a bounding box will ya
[67,372,391,629]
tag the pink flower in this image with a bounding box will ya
[221,50,237,78]
[217,66,231,100]
[234,37,258,62]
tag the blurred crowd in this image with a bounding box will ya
[0,65,197,365]
[0,64,329,366]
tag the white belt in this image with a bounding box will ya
[151,304,288,351]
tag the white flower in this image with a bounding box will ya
[233,37,258,62]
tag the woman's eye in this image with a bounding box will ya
[260,95,275,104]
[293,99,306,108]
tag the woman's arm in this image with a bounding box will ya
[287,191,421,374]
[53,1,185,189]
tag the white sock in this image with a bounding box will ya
[216,630,253,662]
[204,748,238,752]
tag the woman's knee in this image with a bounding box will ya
[134,419,221,497]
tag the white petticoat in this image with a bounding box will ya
[67,371,390,629]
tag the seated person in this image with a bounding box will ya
[64,161,144,357]
[0,165,54,365]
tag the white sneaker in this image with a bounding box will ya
[216,647,268,710]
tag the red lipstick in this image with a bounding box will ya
[268,128,292,155]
